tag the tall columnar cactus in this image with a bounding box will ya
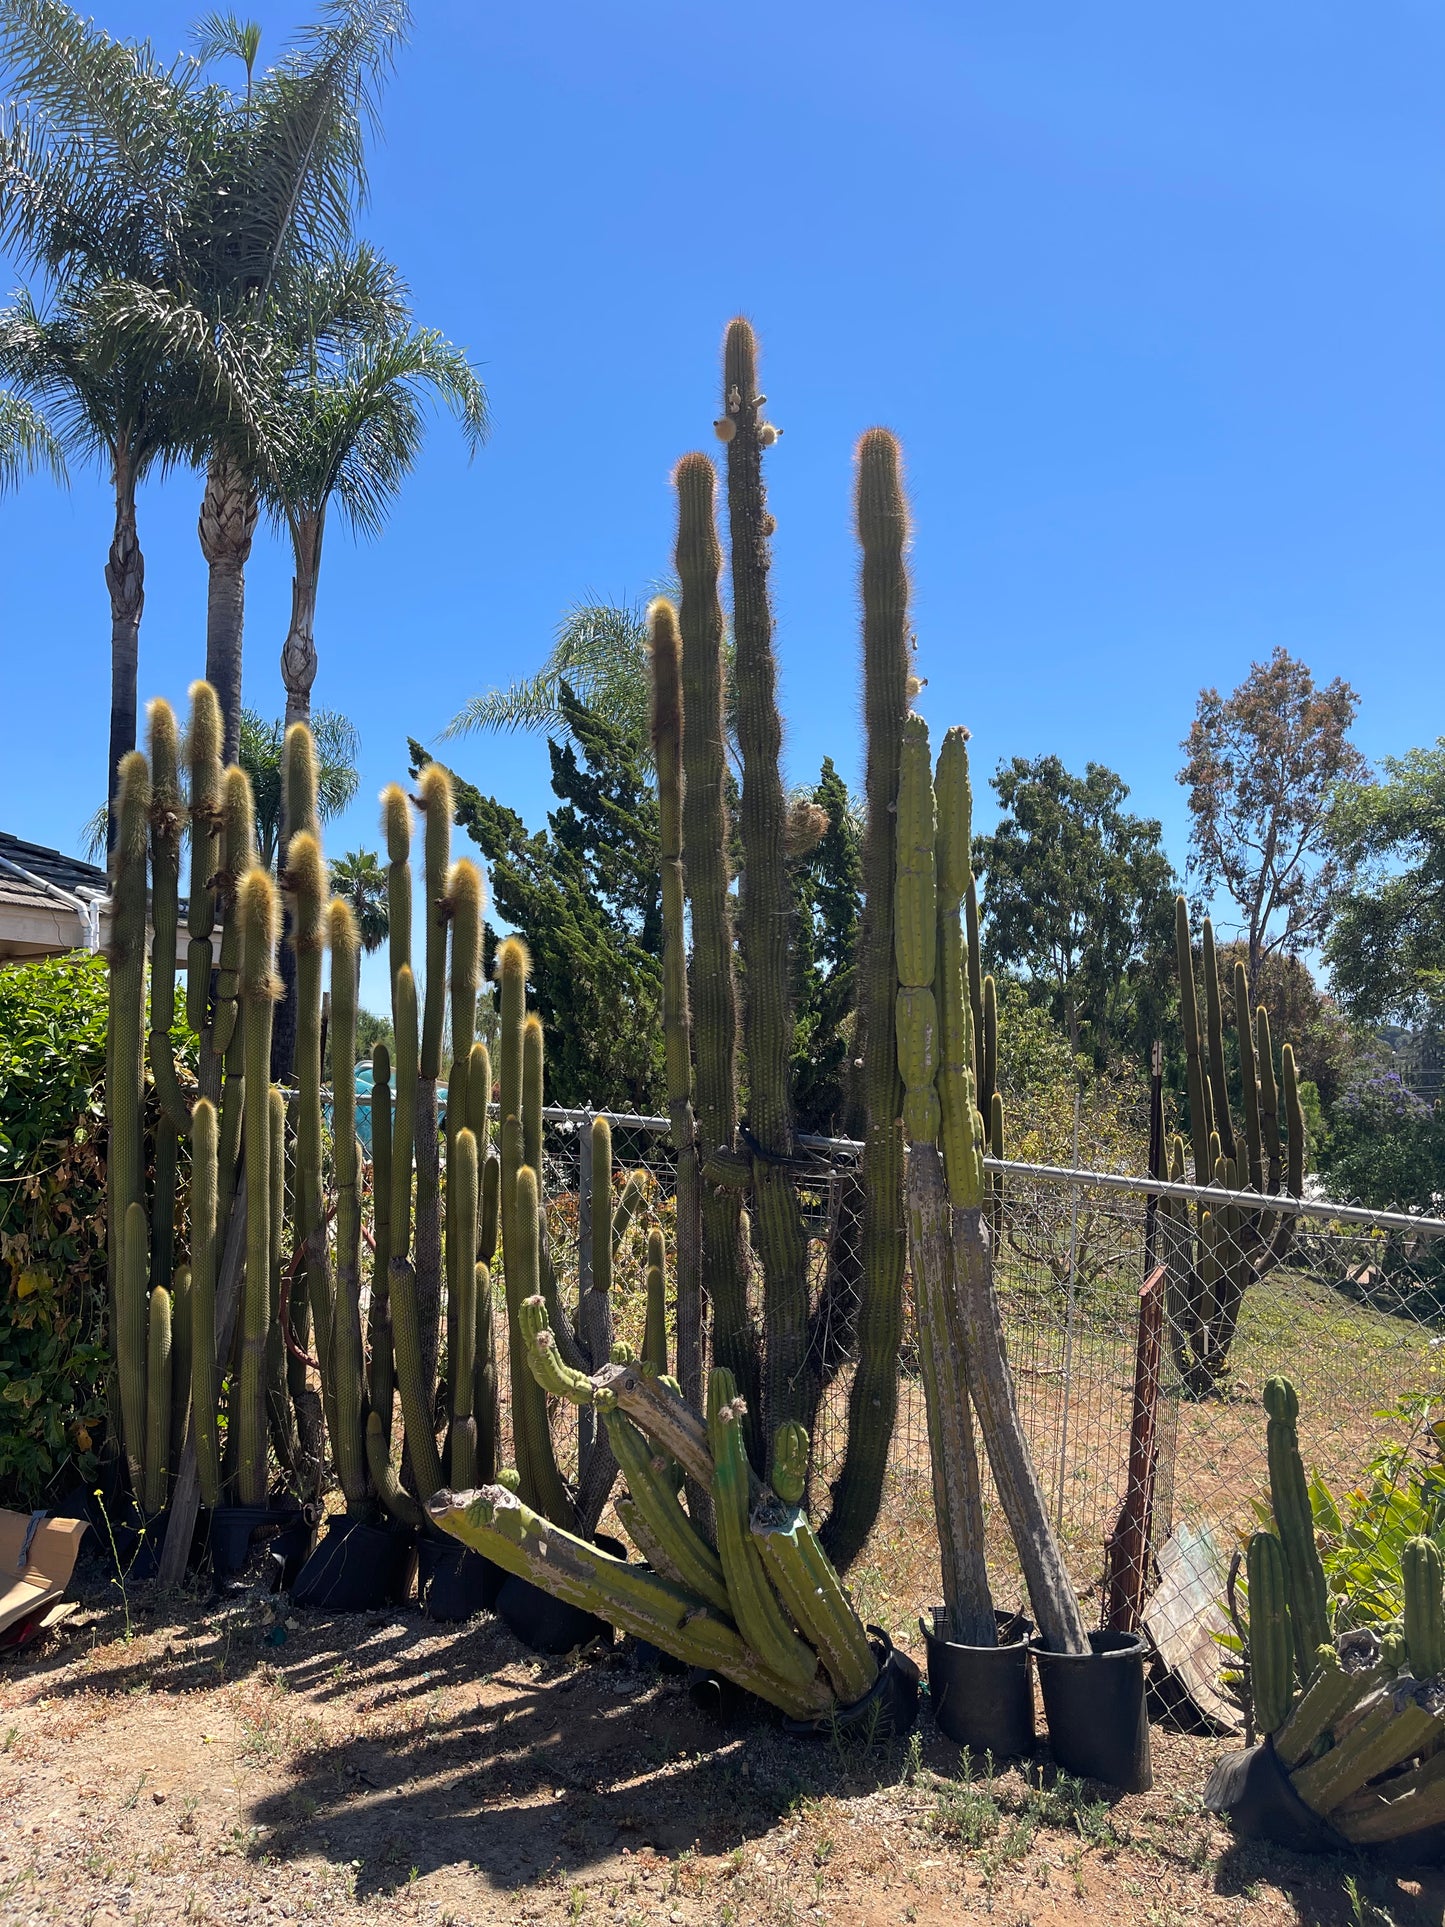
[146,699,189,1133]
[647,597,703,1419]
[186,681,224,1044]
[368,1041,396,1441]
[189,1098,222,1507]
[236,867,278,1508]
[108,751,150,1490]
[1263,1375,1331,1684]
[288,827,329,1489]
[898,719,993,1647]
[328,898,370,1512]
[1403,1536,1445,1680]
[1246,1528,1294,1736]
[445,858,483,1417]
[1160,901,1305,1397]
[672,449,756,1434]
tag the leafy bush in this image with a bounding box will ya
[1318,1070,1445,1215]
[1310,1398,1445,1632]
[0,955,111,1506]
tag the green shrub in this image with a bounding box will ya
[0,955,112,1505]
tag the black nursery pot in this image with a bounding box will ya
[922,1609,1035,1759]
[1031,1630,1152,1792]
[290,1515,416,1612]
[784,1626,922,1741]
[493,1533,627,1656]
[415,1534,504,1622]
[206,1503,316,1591]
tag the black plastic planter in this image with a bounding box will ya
[206,1504,316,1591]
[415,1534,504,1621]
[493,1533,627,1655]
[1031,1629,1152,1792]
[784,1627,922,1740]
[290,1516,416,1611]
[922,1609,1035,1758]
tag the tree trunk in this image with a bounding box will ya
[199,451,258,765]
[104,452,143,856]
[281,517,321,727]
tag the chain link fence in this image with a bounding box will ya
[373,1100,1445,1733]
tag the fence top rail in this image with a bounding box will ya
[983,1156,1445,1237]
[347,1094,1445,1237]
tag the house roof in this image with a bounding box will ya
[0,832,109,961]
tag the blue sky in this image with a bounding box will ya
[3,1,1442,1016]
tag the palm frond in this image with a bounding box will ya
[0,385,66,491]
[441,598,653,749]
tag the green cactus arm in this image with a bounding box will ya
[1263,1376,1331,1684]
[1233,960,1265,1194]
[168,1262,192,1474]
[602,1401,729,1612]
[211,766,256,1057]
[389,965,418,1263]
[673,445,758,1438]
[1175,899,1212,1186]
[1201,922,1234,1164]
[328,898,369,1512]
[588,1355,720,1498]
[143,1283,172,1517]
[146,698,190,1133]
[474,1262,500,1483]
[520,1293,596,1406]
[282,722,319,847]
[236,867,277,1508]
[118,1198,150,1500]
[449,1130,480,1423]
[381,783,413,983]
[508,1162,574,1525]
[965,878,985,1093]
[366,1411,425,1529]
[417,762,452,1080]
[188,1099,221,1508]
[107,753,150,1489]
[448,860,483,1131]
[590,1115,615,1302]
[1403,1536,1445,1679]
[186,682,223,1012]
[642,1227,669,1376]
[469,1042,493,1151]
[427,1483,832,1718]
[1331,1757,1445,1845]
[708,1369,821,1692]
[1246,1529,1295,1735]
[752,1492,877,1705]
[614,1496,688,1587]
[387,1257,443,1501]
[480,1149,500,1267]
[368,1043,395,1436]
[769,1422,808,1508]
[1256,1007,1283,1195]
[894,713,938,992]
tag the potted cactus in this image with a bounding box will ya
[1206,1377,1445,1856]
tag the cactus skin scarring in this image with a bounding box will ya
[1246,1529,1295,1736]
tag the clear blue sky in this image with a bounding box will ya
[3,1,1441,1016]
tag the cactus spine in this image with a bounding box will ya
[236,867,277,1507]
[1264,1376,1330,1684]
[1246,1529,1294,1736]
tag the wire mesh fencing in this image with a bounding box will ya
[408,1103,1445,1733]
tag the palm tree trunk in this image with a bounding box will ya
[104,450,143,857]
[199,450,258,765]
[280,517,321,727]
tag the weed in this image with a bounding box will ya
[900,1729,924,1784]
[933,1776,1001,1849]
[1344,1876,1398,1927]
[1,1727,16,1752]
[568,1884,585,1920]
[121,1771,150,1810]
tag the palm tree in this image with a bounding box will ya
[239,706,361,869]
[261,308,486,725]
[330,848,388,958]
[0,389,64,492]
[0,0,413,770]
[443,598,655,754]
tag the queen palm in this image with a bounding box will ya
[0,0,413,771]
[0,389,63,496]
[261,315,487,725]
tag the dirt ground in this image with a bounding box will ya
[4,1556,1443,1927]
